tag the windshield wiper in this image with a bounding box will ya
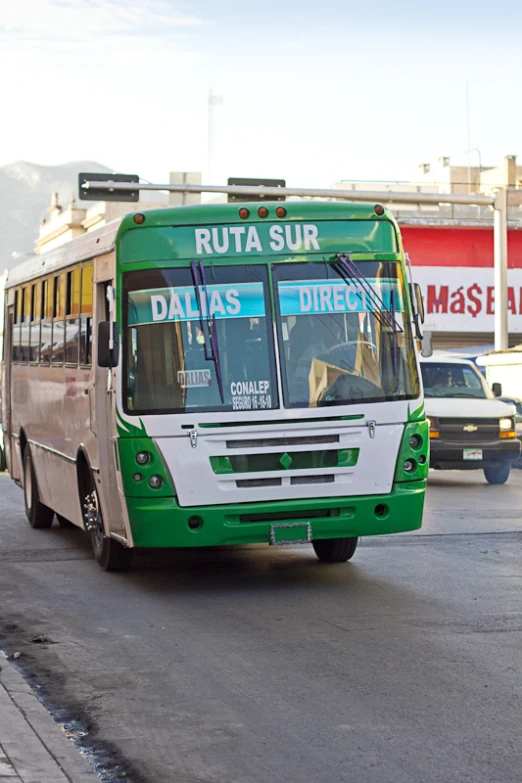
[332,253,403,375]
[190,260,224,402]
[390,285,398,375]
[333,253,403,333]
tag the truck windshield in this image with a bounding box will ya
[421,362,491,399]
[123,266,278,414]
[272,260,419,407]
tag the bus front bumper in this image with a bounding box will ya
[125,480,426,548]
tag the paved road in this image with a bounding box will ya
[0,470,521,783]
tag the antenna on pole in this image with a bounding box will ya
[208,88,223,184]
[466,78,472,191]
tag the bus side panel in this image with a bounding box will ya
[34,448,81,525]
[10,365,26,483]
[10,362,94,526]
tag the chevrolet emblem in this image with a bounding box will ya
[463,424,478,432]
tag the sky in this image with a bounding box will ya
[2,0,522,188]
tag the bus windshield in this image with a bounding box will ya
[273,260,419,408]
[124,260,420,415]
[123,266,278,414]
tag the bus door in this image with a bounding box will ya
[92,280,127,540]
[2,305,14,474]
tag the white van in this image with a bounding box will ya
[420,356,520,484]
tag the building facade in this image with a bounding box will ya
[32,161,522,351]
[335,155,522,350]
[35,171,202,254]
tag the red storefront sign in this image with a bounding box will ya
[401,226,522,332]
[401,226,522,269]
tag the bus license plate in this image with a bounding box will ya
[463,449,483,461]
[270,522,312,546]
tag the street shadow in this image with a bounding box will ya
[132,544,362,590]
[121,541,432,608]
[43,521,444,611]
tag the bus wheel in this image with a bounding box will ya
[56,514,74,528]
[81,471,133,572]
[23,448,54,529]
[0,445,6,472]
[484,464,510,485]
[312,537,358,563]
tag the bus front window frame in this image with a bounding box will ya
[122,264,279,417]
[272,259,420,409]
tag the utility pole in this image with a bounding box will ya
[494,188,509,350]
[465,79,472,191]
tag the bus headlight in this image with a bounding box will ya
[136,451,151,465]
[499,417,514,431]
[149,475,164,489]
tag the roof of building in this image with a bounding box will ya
[5,218,122,288]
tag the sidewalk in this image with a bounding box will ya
[0,655,98,783]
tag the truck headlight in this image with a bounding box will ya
[499,417,514,431]
[427,417,439,438]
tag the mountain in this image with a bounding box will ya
[0,160,113,273]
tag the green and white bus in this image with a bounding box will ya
[1,197,428,570]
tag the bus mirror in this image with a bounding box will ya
[420,331,433,358]
[98,321,120,368]
[492,382,502,397]
[414,284,425,324]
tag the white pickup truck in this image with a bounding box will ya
[420,356,520,484]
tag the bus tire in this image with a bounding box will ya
[312,536,358,563]
[484,464,510,485]
[81,469,133,572]
[23,448,54,529]
[56,514,74,528]
[0,445,6,473]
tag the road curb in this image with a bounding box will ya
[0,655,98,783]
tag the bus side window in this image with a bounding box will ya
[40,279,52,365]
[52,274,66,365]
[65,267,80,365]
[30,281,41,363]
[80,264,93,367]
[12,289,20,363]
[21,286,31,363]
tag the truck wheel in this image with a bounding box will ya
[23,448,54,529]
[81,469,133,572]
[484,464,510,485]
[0,445,6,472]
[312,537,358,563]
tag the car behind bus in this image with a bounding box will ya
[420,356,520,484]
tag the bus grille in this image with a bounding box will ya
[226,434,339,449]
